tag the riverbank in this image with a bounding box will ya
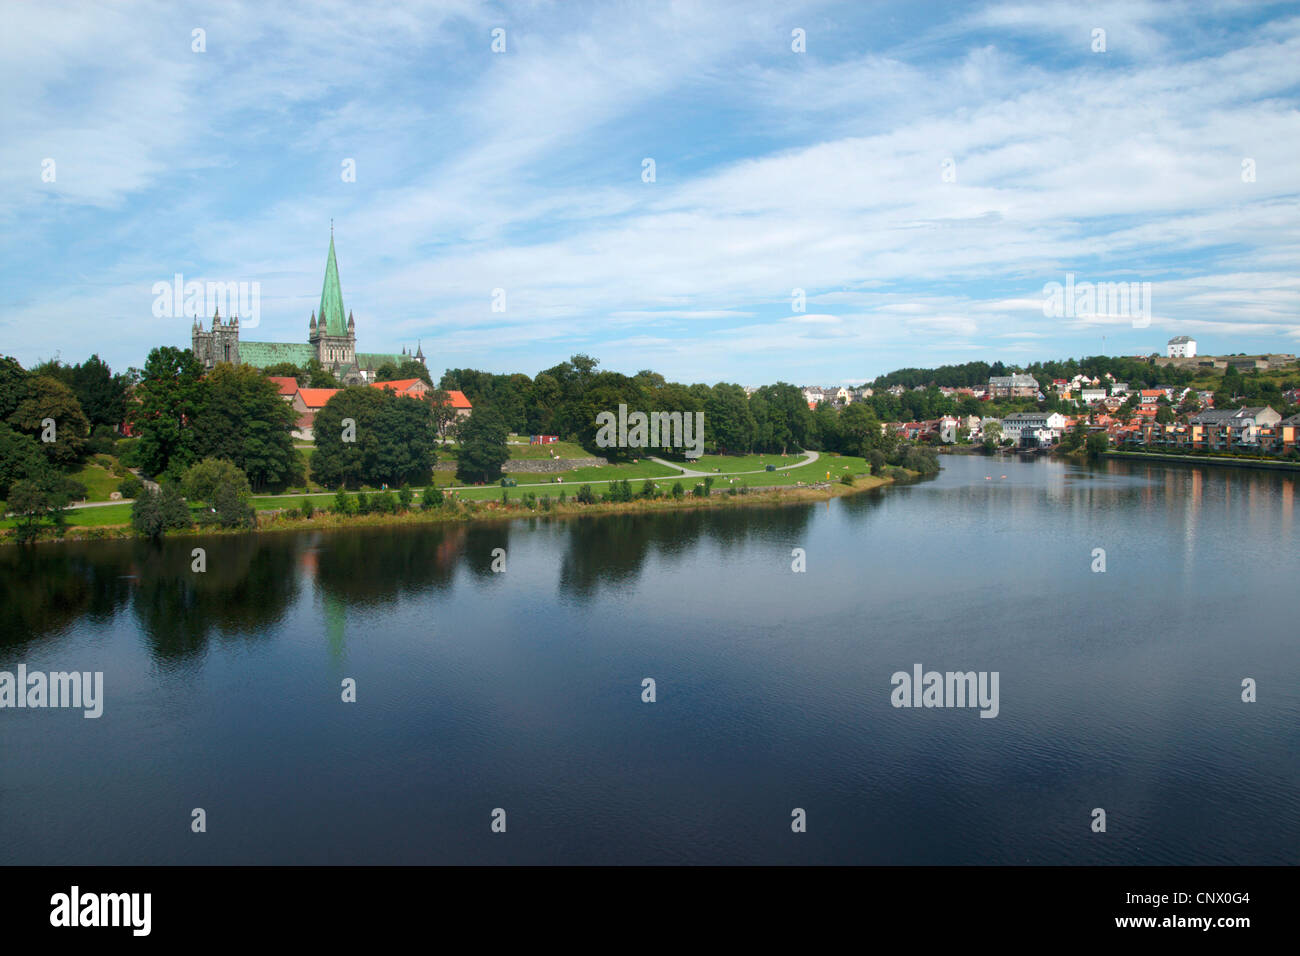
[2,470,906,545]
[1103,450,1300,472]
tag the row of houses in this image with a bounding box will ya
[269,376,472,441]
[1120,406,1300,455]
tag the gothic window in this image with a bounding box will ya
[224,344,230,362]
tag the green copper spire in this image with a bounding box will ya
[318,229,347,336]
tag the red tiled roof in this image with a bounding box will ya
[369,378,426,393]
[297,388,340,408]
[445,390,472,409]
[268,376,299,396]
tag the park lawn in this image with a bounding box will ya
[685,452,807,474]
[727,454,874,488]
[69,457,124,502]
[506,440,594,460]
[560,460,680,482]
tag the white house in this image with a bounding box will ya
[1080,388,1107,405]
[1001,411,1067,447]
[1167,335,1197,358]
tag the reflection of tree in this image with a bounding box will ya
[313,524,465,605]
[836,486,892,525]
[131,536,296,663]
[558,505,816,601]
[0,542,135,652]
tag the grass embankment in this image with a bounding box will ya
[2,453,895,539]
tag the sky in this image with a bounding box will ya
[2,0,1298,386]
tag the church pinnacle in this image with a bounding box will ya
[318,231,348,336]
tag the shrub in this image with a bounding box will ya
[671,481,685,500]
[559,489,567,504]
[213,482,254,528]
[118,475,144,499]
[576,483,595,504]
[398,486,413,510]
[356,491,371,514]
[374,490,398,514]
[332,487,354,515]
[841,472,854,485]
[640,479,656,499]
[87,424,118,456]
[300,498,314,518]
[115,437,141,469]
[421,486,444,510]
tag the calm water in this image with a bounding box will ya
[1,454,1296,865]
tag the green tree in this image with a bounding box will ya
[182,457,253,510]
[313,388,436,488]
[191,364,299,490]
[7,376,90,465]
[8,474,80,543]
[131,347,205,480]
[1086,430,1110,458]
[839,402,883,458]
[455,407,510,484]
[303,358,341,388]
[0,423,48,500]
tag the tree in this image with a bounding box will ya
[0,423,48,500]
[1086,430,1110,458]
[704,383,757,454]
[455,407,510,484]
[303,357,341,388]
[182,458,253,509]
[426,389,458,440]
[213,480,256,528]
[312,387,436,488]
[0,355,29,422]
[262,361,303,383]
[7,376,90,465]
[131,347,205,480]
[70,355,130,428]
[839,402,883,458]
[131,485,193,538]
[7,472,80,542]
[981,421,1002,453]
[395,359,432,386]
[191,364,299,490]
[576,483,595,504]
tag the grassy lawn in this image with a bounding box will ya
[730,454,873,488]
[506,439,593,460]
[683,452,807,474]
[69,456,124,502]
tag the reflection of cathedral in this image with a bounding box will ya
[191,230,423,384]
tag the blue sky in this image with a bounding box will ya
[2,0,1298,385]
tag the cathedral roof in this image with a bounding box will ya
[318,232,348,337]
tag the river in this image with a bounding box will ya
[1,453,1296,864]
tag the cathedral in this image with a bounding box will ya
[191,231,423,384]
